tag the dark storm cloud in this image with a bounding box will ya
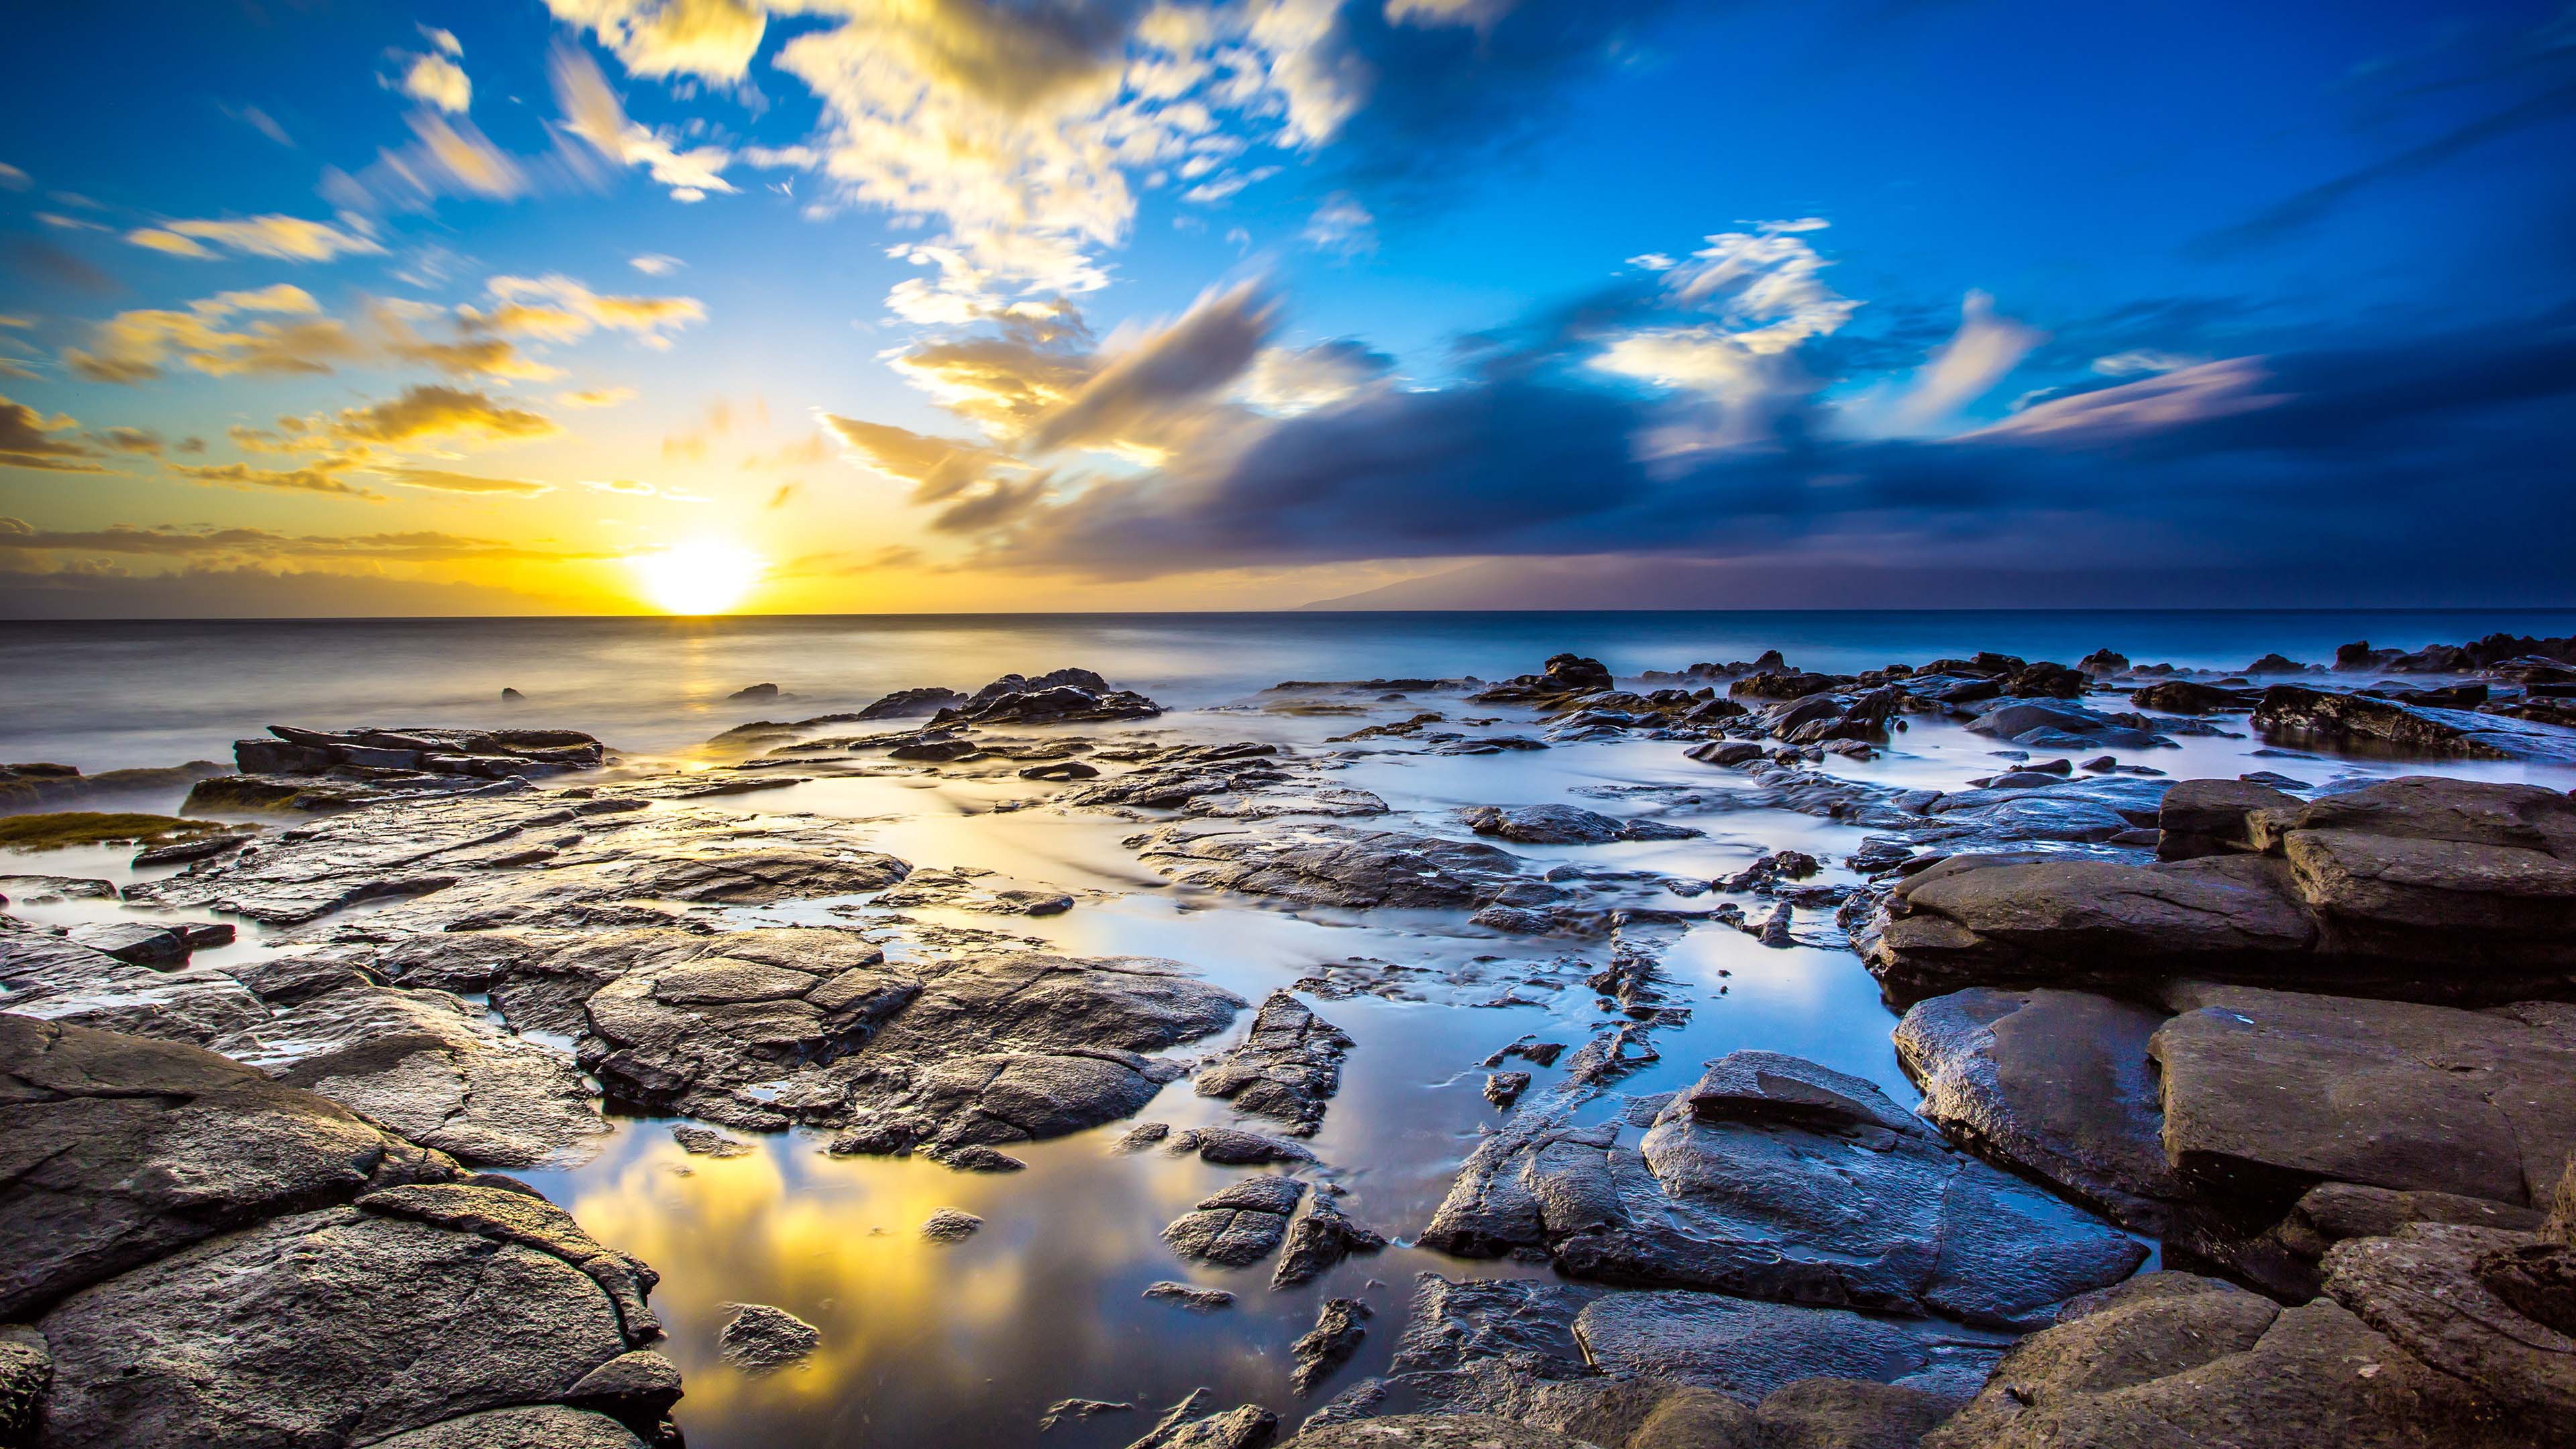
[980,315,2576,587]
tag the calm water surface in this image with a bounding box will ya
[6,609,2576,1447]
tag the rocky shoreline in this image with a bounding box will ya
[3,635,2573,1447]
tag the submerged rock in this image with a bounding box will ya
[717,1302,820,1373]
[1417,1051,2144,1328]
[1291,1297,1370,1395]
[1124,1390,1277,1449]
[1161,1176,1309,1267]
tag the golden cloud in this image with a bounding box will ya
[125,214,384,263]
[169,460,386,500]
[1,394,109,472]
[328,384,559,445]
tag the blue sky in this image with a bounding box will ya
[2,0,2570,614]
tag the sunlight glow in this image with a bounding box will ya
[630,537,765,615]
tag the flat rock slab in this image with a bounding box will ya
[1132,823,1554,912]
[38,1204,635,1449]
[2327,1222,2576,1425]
[0,929,268,1045]
[1418,1051,2145,1329]
[1923,1270,2534,1448]
[1896,987,2184,1231]
[2153,985,2576,1212]
[365,1406,648,1448]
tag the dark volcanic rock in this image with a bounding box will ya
[1271,1193,1388,1289]
[1161,1175,1308,1267]
[2254,683,2576,762]
[1460,804,1699,845]
[1193,989,1352,1132]
[855,686,968,719]
[1132,824,1552,912]
[939,668,1161,725]
[1124,1389,1277,1449]
[1864,775,2576,1006]
[1895,987,2184,1232]
[1417,1051,2144,1328]
[0,929,269,1045]
[1142,1281,1235,1311]
[1923,1271,2532,1448]
[717,1302,820,1373]
[1291,1297,1370,1395]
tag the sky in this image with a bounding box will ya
[1,0,2571,616]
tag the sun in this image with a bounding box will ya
[630,537,766,615]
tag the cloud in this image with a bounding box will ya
[630,253,683,275]
[549,42,737,201]
[1970,358,2286,443]
[474,273,706,347]
[0,564,580,621]
[370,465,555,497]
[1023,280,1279,453]
[225,105,295,146]
[400,52,474,112]
[584,477,657,494]
[1,395,110,472]
[557,385,637,407]
[124,215,384,263]
[821,414,1020,502]
[0,162,29,191]
[546,0,767,81]
[1240,337,1395,412]
[400,112,529,198]
[90,427,167,454]
[1303,193,1375,255]
[64,284,362,384]
[328,384,559,445]
[1882,290,2046,430]
[169,460,385,499]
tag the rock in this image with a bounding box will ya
[941,669,1162,725]
[1866,775,2576,1006]
[2254,684,2576,762]
[1292,1297,1371,1395]
[0,1326,50,1448]
[1272,1193,1389,1289]
[213,982,611,1169]
[38,1199,647,1448]
[1194,989,1352,1132]
[1418,1052,2145,1328]
[0,874,116,900]
[2326,1221,2576,1426]
[1276,1417,1587,1449]
[2131,680,2256,714]
[1021,759,1102,781]
[366,1406,649,1448]
[1133,824,1550,912]
[2151,984,2576,1216]
[727,683,781,701]
[857,686,968,719]
[922,1208,983,1242]
[1922,1271,2530,1448]
[2153,777,2300,859]
[1355,1273,2000,1429]
[1462,804,1699,845]
[1162,1175,1308,1267]
[1125,1391,1279,1449]
[58,920,189,965]
[936,1144,1028,1172]
[716,1302,820,1373]
[1894,987,2183,1232]
[672,1126,751,1157]
[1041,1397,1135,1431]
[1688,741,1766,768]
[564,1348,685,1422]
[1484,1071,1532,1109]
[1175,1126,1317,1165]
[1142,1281,1235,1311]
[0,1015,460,1320]
[0,930,269,1045]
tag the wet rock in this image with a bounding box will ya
[2254,683,2576,762]
[1195,989,1352,1132]
[1142,1281,1235,1311]
[1125,1390,1279,1449]
[1174,1125,1318,1165]
[717,1302,820,1373]
[2131,680,2256,714]
[1922,1271,2530,1448]
[369,1405,651,1448]
[1865,776,2576,1006]
[1022,759,1102,781]
[1461,804,1701,845]
[1116,1121,1173,1152]
[728,684,781,702]
[1965,700,2167,751]
[1132,824,1551,912]
[0,1015,460,1320]
[0,929,268,1044]
[672,1126,751,1157]
[0,874,116,900]
[1894,987,2184,1231]
[1292,1297,1371,1395]
[1271,1193,1389,1289]
[922,1208,983,1242]
[941,668,1163,726]
[1687,741,1766,767]
[212,981,610,1169]
[1277,1417,1583,1449]
[1417,1051,2144,1328]
[1484,1071,1532,1109]
[39,1197,645,1448]
[936,1144,1028,1172]
[857,686,968,719]
[1355,1273,2000,1429]
[1162,1175,1308,1267]
[0,1325,49,1446]
[58,919,189,965]
[1042,1397,1135,1431]
[2153,777,2300,859]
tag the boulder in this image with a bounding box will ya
[2131,680,2256,714]
[1417,1052,2145,1328]
[1291,1297,1370,1395]
[1923,1271,2532,1448]
[716,1301,820,1373]
[1161,1175,1308,1267]
[1271,1193,1388,1289]
[2253,684,2576,763]
[1194,989,1352,1132]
